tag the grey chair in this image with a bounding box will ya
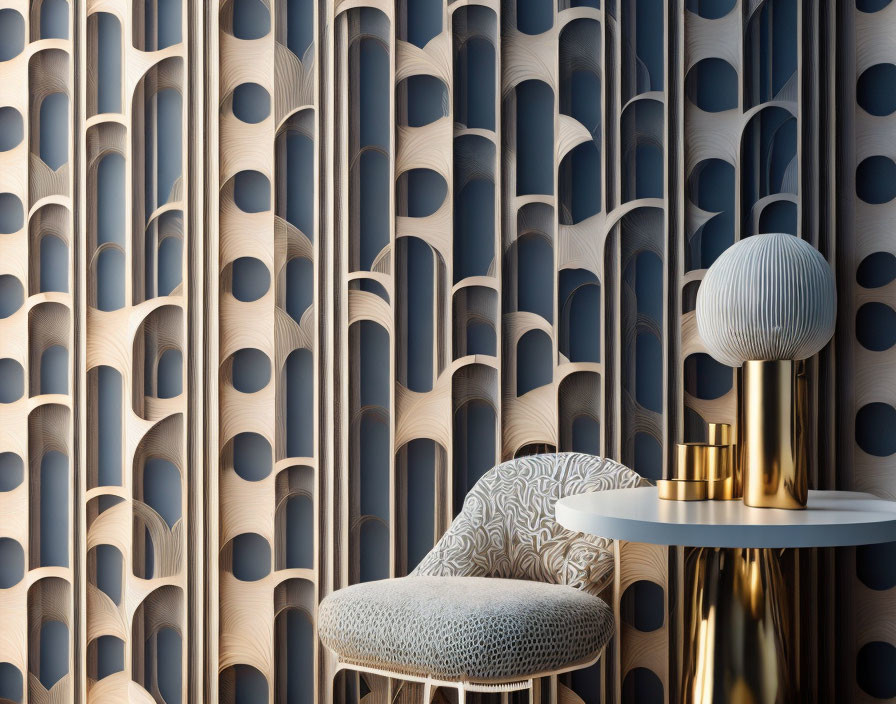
[319,453,648,703]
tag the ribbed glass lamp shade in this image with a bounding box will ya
[696,233,837,367]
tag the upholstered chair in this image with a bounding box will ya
[319,453,648,702]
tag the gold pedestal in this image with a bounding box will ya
[680,548,796,704]
[741,360,808,509]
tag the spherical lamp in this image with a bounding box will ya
[695,233,837,509]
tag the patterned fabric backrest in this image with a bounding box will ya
[412,453,649,596]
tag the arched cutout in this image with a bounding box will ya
[402,439,437,570]
[233,432,272,481]
[685,353,732,400]
[685,58,738,112]
[357,150,390,270]
[156,348,182,398]
[92,636,124,679]
[0,358,24,403]
[278,128,314,238]
[858,63,896,116]
[516,330,552,396]
[229,0,269,39]
[405,0,440,46]
[156,627,182,704]
[283,495,313,568]
[621,99,664,202]
[94,544,123,604]
[232,257,270,301]
[399,237,434,393]
[146,89,183,211]
[359,519,389,583]
[621,667,664,703]
[571,416,600,454]
[96,247,125,311]
[453,400,495,514]
[0,452,23,491]
[454,178,494,282]
[685,0,735,19]
[857,156,896,205]
[40,0,68,40]
[857,252,896,289]
[97,153,125,245]
[233,83,270,123]
[94,366,122,486]
[95,13,121,114]
[516,234,554,322]
[40,345,68,394]
[137,0,181,50]
[745,0,797,107]
[621,0,664,99]
[39,93,69,170]
[36,620,68,689]
[220,665,268,704]
[285,0,313,58]
[758,199,797,236]
[142,457,181,528]
[453,30,495,130]
[397,168,447,218]
[0,10,24,61]
[0,662,22,702]
[286,349,313,457]
[857,641,896,699]
[285,257,313,323]
[0,107,23,151]
[857,541,896,591]
[857,303,896,351]
[39,234,68,292]
[560,269,600,363]
[358,37,390,149]
[0,538,24,588]
[516,81,554,196]
[741,107,797,215]
[0,275,23,318]
[157,235,182,296]
[398,75,448,127]
[0,193,23,234]
[517,0,551,34]
[276,609,313,704]
[231,533,271,581]
[621,580,665,631]
[231,348,271,393]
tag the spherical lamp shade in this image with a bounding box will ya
[696,233,837,367]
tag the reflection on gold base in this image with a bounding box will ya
[658,478,707,501]
[741,360,808,509]
[681,548,795,704]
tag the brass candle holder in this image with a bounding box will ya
[658,423,737,501]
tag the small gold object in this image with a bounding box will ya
[707,422,732,446]
[675,444,708,480]
[658,478,708,501]
[741,360,808,509]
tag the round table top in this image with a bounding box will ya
[555,487,896,548]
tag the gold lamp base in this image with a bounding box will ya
[741,360,808,510]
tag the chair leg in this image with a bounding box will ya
[423,681,433,704]
[456,684,465,704]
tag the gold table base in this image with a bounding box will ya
[680,548,795,704]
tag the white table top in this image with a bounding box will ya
[556,487,896,548]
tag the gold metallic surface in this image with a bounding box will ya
[676,443,709,480]
[681,548,796,703]
[658,478,708,501]
[707,422,732,446]
[741,360,808,509]
[707,475,736,501]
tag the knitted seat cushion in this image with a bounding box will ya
[318,576,614,681]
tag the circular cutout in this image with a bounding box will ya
[230,0,270,39]
[232,83,270,124]
[685,0,735,19]
[621,667,664,703]
[0,193,23,234]
[857,541,896,591]
[0,453,23,491]
[685,58,738,113]
[858,64,896,116]
[232,432,272,481]
[0,662,21,702]
[231,533,271,581]
[231,257,270,302]
[857,303,896,351]
[233,170,270,213]
[856,156,896,204]
[0,275,23,319]
[856,402,896,457]
[858,641,896,699]
[0,10,24,62]
[0,108,22,151]
[230,348,271,393]
[857,251,896,288]
[0,359,23,403]
[856,0,892,12]
[621,580,664,632]
[0,538,24,588]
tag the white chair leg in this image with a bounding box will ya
[456,684,465,704]
[423,681,433,704]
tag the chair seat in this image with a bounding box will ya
[318,576,614,682]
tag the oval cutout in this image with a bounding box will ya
[232,83,270,124]
[231,533,271,581]
[0,193,23,234]
[0,275,23,318]
[0,359,24,403]
[0,107,23,151]
[0,538,24,588]
[231,348,271,393]
[232,432,272,481]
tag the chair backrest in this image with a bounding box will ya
[412,453,648,596]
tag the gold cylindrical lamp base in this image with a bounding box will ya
[741,360,808,510]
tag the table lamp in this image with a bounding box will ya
[695,233,836,509]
